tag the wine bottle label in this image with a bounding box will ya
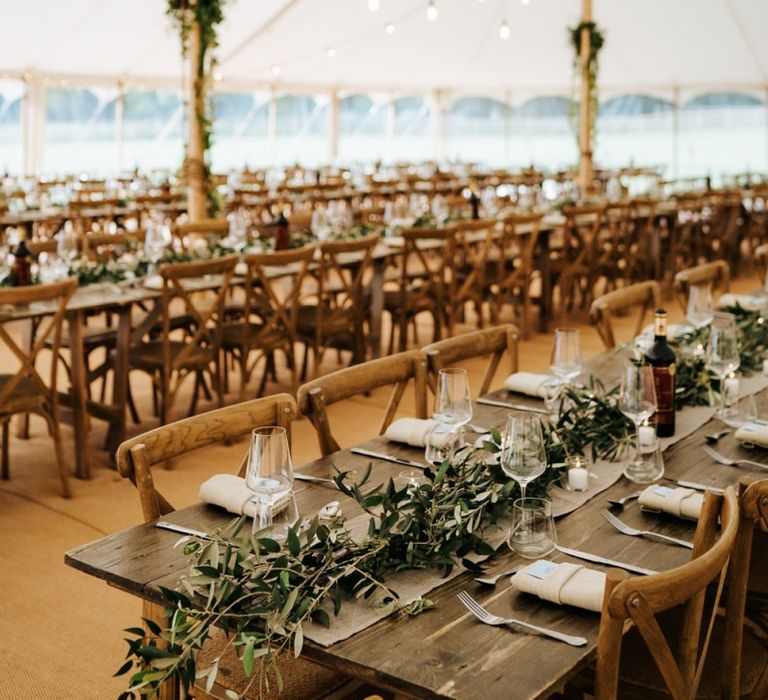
[654,313,667,337]
[652,364,676,424]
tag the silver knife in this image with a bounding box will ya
[350,447,426,469]
[555,545,658,576]
[672,479,725,494]
[156,521,211,540]
[294,473,337,486]
[476,398,549,414]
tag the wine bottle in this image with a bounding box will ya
[12,233,32,287]
[275,210,290,251]
[645,308,676,437]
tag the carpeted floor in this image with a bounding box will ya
[0,275,756,698]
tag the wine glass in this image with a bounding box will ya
[500,412,547,503]
[686,283,714,329]
[245,426,298,537]
[707,312,740,419]
[57,223,78,263]
[550,328,583,385]
[618,362,658,483]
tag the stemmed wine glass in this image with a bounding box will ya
[550,328,583,386]
[425,368,472,464]
[686,283,714,329]
[707,312,740,419]
[618,362,659,483]
[500,412,547,503]
[245,426,298,537]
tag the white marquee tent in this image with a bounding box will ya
[2,0,768,98]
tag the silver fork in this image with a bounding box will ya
[600,509,693,549]
[468,423,492,434]
[474,566,523,586]
[457,591,588,647]
[701,444,768,471]
[606,490,643,507]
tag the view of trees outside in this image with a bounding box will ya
[2,80,766,180]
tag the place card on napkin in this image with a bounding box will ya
[717,293,765,312]
[504,372,550,397]
[199,474,289,519]
[638,485,702,520]
[735,421,768,447]
[511,560,605,612]
[384,418,437,447]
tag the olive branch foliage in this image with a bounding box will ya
[117,305,768,698]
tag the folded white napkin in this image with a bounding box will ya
[511,560,605,613]
[143,275,164,290]
[234,261,248,276]
[384,418,437,447]
[717,293,765,312]
[199,474,289,519]
[735,421,768,447]
[638,485,702,520]
[504,372,550,398]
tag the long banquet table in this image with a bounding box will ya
[64,348,768,699]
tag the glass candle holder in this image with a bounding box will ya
[564,455,591,492]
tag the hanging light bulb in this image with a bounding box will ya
[213,70,223,82]
[326,46,337,58]
[385,22,395,34]
[368,0,380,11]
[521,0,530,5]
[426,0,438,21]
[271,64,281,75]
[499,19,510,39]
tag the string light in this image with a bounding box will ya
[213,71,223,81]
[326,46,337,58]
[499,19,510,39]
[368,0,380,11]
[426,0,438,21]
[521,0,530,4]
[385,23,395,34]
[271,65,281,75]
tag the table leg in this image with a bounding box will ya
[67,310,91,479]
[537,230,552,333]
[104,305,132,460]
[369,258,385,359]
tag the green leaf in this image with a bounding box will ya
[242,638,255,677]
[114,660,133,677]
[259,538,281,553]
[293,623,304,657]
[287,528,300,557]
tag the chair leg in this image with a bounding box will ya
[1,419,9,481]
[42,411,71,499]
[127,378,141,425]
[300,343,311,382]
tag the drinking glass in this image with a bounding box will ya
[686,283,714,329]
[433,368,472,429]
[245,426,298,537]
[424,424,460,465]
[507,498,557,558]
[550,328,582,385]
[707,313,740,419]
[618,362,658,483]
[57,224,78,262]
[500,411,547,503]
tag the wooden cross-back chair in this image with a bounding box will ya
[626,197,659,282]
[451,219,496,330]
[173,218,230,252]
[422,324,519,396]
[558,204,608,313]
[671,194,706,273]
[297,235,379,380]
[384,227,456,353]
[297,349,428,456]
[706,190,746,274]
[0,278,77,498]
[81,229,146,260]
[486,212,545,338]
[593,487,739,699]
[130,255,238,426]
[673,260,730,313]
[588,280,661,350]
[222,245,314,399]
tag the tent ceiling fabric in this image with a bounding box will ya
[2,0,767,95]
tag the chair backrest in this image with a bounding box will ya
[115,394,297,522]
[589,280,661,349]
[158,254,239,370]
[496,212,545,282]
[297,350,428,456]
[81,230,146,259]
[394,226,456,307]
[422,324,519,395]
[562,204,607,268]
[451,219,496,306]
[721,477,768,698]
[0,279,77,409]
[673,260,730,312]
[173,218,229,250]
[241,245,316,344]
[595,487,739,700]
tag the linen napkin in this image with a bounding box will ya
[717,293,765,312]
[143,275,164,290]
[199,474,289,519]
[735,421,768,447]
[504,372,550,398]
[384,418,437,447]
[637,485,702,520]
[511,560,605,613]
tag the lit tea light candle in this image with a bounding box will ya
[638,424,655,446]
[724,376,740,405]
[566,456,589,491]
[763,358,768,376]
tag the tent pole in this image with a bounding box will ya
[765,85,768,175]
[578,0,593,195]
[115,80,124,173]
[672,86,680,181]
[329,90,339,164]
[185,9,206,220]
[21,73,45,177]
[385,92,395,164]
[267,89,277,166]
